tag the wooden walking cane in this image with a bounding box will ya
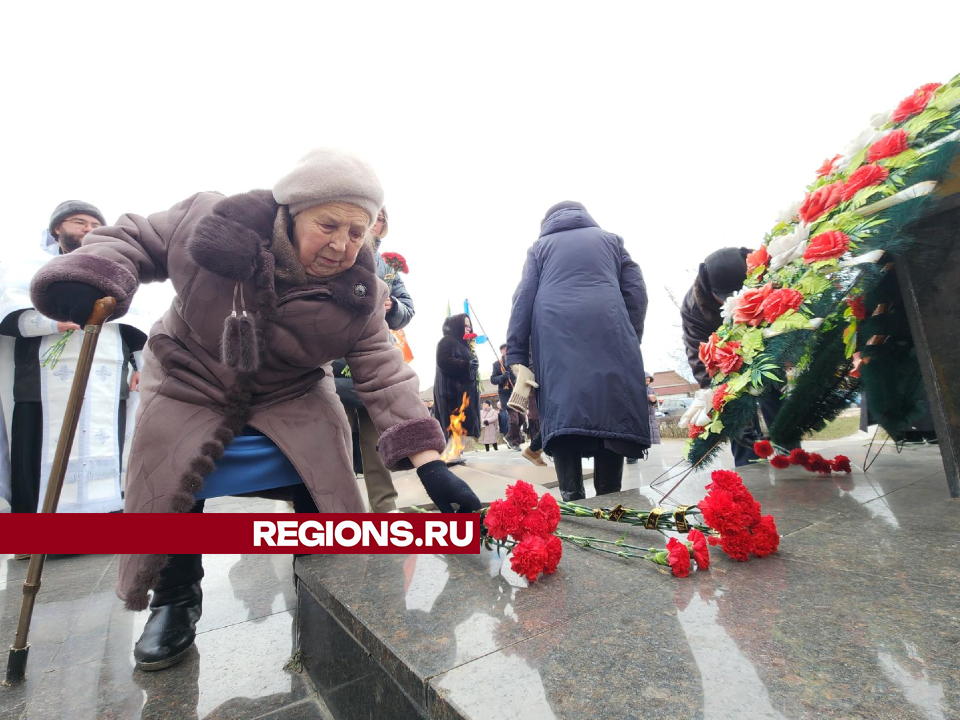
[5,297,117,685]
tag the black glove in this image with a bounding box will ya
[469,358,480,372]
[45,281,105,326]
[483,420,490,426]
[733,424,762,449]
[416,460,481,513]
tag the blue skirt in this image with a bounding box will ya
[194,428,303,501]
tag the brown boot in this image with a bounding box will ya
[522,447,547,467]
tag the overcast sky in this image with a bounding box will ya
[2,1,958,390]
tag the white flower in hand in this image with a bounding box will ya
[768,223,810,271]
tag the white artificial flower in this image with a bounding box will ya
[768,223,810,271]
[720,290,744,325]
[870,107,893,129]
[839,249,885,267]
[775,199,803,225]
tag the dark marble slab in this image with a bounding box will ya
[296,446,960,719]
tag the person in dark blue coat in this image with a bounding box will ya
[506,201,650,501]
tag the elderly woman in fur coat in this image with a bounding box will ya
[29,148,480,672]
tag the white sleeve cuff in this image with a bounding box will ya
[17,310,59,337]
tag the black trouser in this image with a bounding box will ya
[731,395,790,467]
[530,432,543,453]
[552,442,624,502]
[484,443,498,451]
[10,401,42,513]
[154,484,320,593]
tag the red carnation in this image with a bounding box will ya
[760,287,804,323]
[707,470,744,492]
[510,535,549,582]
[804,231,851,264]
[753,440,775,459]
[719,531,753,562]
[799,182,843,223]
[804,452,833,475]
[831,455,852,474]
[712,384,729,412]
[543,535,563,575]
[841,164,889,202]
[688,529,710,570]
[788,448,809,466]
[816,154,842,178]
[867,129,909,163]
[746,246,770,273]
[891,83,942,124]
[749,515,780,557]
[505,480,539,510]
[537,493,561,534]
[733,283,773,327]
[848,296,867,321]
[689,424,706,439]
[483,498,524,540]
[381,252,409,274]
[666,537,692,578]
[770,455,791,469]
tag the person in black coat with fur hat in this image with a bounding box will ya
[680,247,794,465]
[432,313,481,440]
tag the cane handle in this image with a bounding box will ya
[85,297,117,328]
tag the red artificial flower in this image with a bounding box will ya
[891,83,942,124]
[463,332,478,341]
[381,252,409,273]
[537,493,561,534]
[543,535,563,575]
[831,455,852,474]
[698,333,721,376]
[840,164,889,202]
[510,535,549,582]
[719,530,753,562]
[799,182,844,224]
[712,384,729,412]
[816,154,842,178]
[753,440,775,459]
[770,455,791,469]
[734,283,774,327]
[716,341,743,375]
[689,424,706,439]
[666,537,692,578]
[749,515,780,557]
[847,296,867,321]
[788,448,809,466]
[760,287,804,324]
[803,231,851,264]
[867,129,909,163]
[746,246,770,273]
[688,529,710,570]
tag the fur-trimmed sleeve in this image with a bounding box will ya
[31,192,214,320]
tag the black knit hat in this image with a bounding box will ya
[700,247,750,299]
[49,200,106,235]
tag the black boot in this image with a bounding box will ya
[553,448,585,502]
[135,553,204,672]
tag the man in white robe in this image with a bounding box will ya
[0,201,150,513]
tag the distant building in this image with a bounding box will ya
[651,371,698,398]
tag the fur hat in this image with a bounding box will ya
[272,148,384,223]
[49,200,106,235]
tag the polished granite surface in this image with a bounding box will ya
[2,437,958,719]
[297,439,960,720]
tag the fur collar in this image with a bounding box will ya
[186,189,378,316]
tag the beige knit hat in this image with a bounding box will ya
[272,147,384,222]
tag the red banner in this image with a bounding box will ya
[0,513,481,555]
